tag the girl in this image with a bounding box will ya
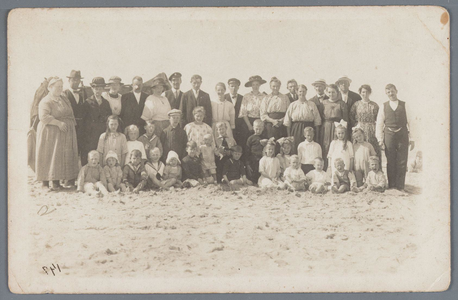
[97,115,128,167]
[276,136,294,179]
[163,151,183,188]
[200,134,217,184]
[77,150,109,196]
[327,124,354,177]
[184,106,215,150]
[145,147,177,190]
[352,127,377,187]
[258,139,285,189]
[283,155,308,192]
[211,82,236,140]
[103,150,126,192]
[125,124,147,161]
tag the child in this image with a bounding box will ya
[297,127,322,175]
[138,120,163,156]
[363,156,387,192]
[182,141,206,187]
[160,109,188,161]
[246,119,265,183]
[222,145,253,186]
[145,147,177,189]
[331,158,358,193]
[97,115,128,167]
[306,157,331,194]
[215,122,236,183]
[328,124,354,176]
[352,128,377,187]
[258,139,285,189]
[200,133,217,184]
[283,155,308,192]
[76,150,109,196]
[103,150,126,192]
[163,151,183,188]
[276,136,294,178]
[122,149,148,193]
[125,125,147,161]
[409,151,423,173]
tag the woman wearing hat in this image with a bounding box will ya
[260,77,291,140]
[102,76,123,117]
[141,76,172,137]
[81,77,113,166]
[35,77,79,190]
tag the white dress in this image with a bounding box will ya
[258,156,283,188]
[327,139,354,174]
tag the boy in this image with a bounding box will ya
[246,119,265,183]
[215,122,236,183]
[364,156,387,192]
[182,141,206,187]
[297,127,322,175]
[122,149,148,193]
[222,145,252,186]
[138,120,163,156]
[331,158,358,193]
[77,150,109,196]
[160,109,188,161]
[306,157,331,194]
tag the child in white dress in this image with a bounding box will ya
[327,124,354,177]
[200,133,217,184]
[306,157,331,194]
[258,139,285,189]
[283,155,308,192]
[352,128,377,187]
[125,125,147,161]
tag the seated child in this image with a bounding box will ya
[200,134,217,184]
[215,122,236,183]
[283,155,308,192]
[122,149,148,193]
[297,127,322,175]
[409,151,423,173]
[363,156,387,192]
[182,141,206,187]
[222,145,253,186]
[103,150,126,192]
[246,119,265,183]
[331,158,358,194]
[145,147,177,190]
[258,139,285,189]
[276,136,293,179]
[162,151,183,188]
[77,150,109,196]
[125,124,147,161]
[138,120,163,156]
[352,128,377,187]
[306,157,331,194]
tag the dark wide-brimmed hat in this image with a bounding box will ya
[90,77,107,87]
[311,79,327,87]
[67,70,83,79]
[228,78,241,86]
[144,73,172,91]
[245,75,267,88]
[107,76,123,85]
[168,72,182,81]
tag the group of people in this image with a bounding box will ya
[31,70,416,196]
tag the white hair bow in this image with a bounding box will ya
[334,119,348,129]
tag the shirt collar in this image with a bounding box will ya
[192,89,199,97]
[172,88,180,94]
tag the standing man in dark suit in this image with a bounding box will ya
[224,78,244,147]
[179,74,212,127]
[376,84,415,192]
[164,72,183,110]
[309,79,329,142]
[335,76,362,137]
[286,79,298,102]
[120,76,149,134]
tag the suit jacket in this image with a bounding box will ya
[120,92,149,132]
[164,89,183,110]
[224,93,243,121]
[64,89,88,124]
[286,93,298,102]
[179,89,212,127]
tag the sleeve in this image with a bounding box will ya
[368,143,376,156]
[245,137,252,158]
[96,134,105,153]
[121,134,129,155]
[140,164,148,179]
[163,165,170,179]
[179,94,187,124]
[316,143,323,159]
[332,172,339,186]
[240,162,246,177]
[375,105,385,143]
[310,101,322,126]
[306,171,313,182]
[206,97,213,127]
[327,141,335,159]
[229,103,236,129]
[279,96,290,122]
[405,102,413,142]
[116,166,123,186]
[38,99,56,125]
[178,166,182,181]
[76,166,87,191]
[283,167,292,181]
[139,143,147,159]
[238,95,248,118]
[145,163,156,179]
[104,166,113,184]
[259,96,271,122]
[140,99,152,121]
[347,141,354,158]
[349,101,358,127]
[222,160,230,176]
[181,160,190,180]
[99,166,108,187]
[156,138,163,156]
[122,165,131,185]
[258,157,266,173]
[283,105,292,127]
[377,172,387,188]
[198,158,205,179]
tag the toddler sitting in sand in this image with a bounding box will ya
[222,145,252,186]
[200,133,217,184]
[362,156,387,192]
[162,151,183,188]
[77,150,109,196]
[283,155,308,192]
[258,139,285,189]
[305,157,331,194]
[103,150,126,192]
[122,149,148,193]
[331,158,358,194]
[182,141,206,187]
[145,147,179,190]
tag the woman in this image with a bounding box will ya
[81,77,113,166]
[260,77,290,140]
[320,83,349,170]
[211,82,235,139]
[102,76,123,116]
[184,106,215,149]
[141,77,172,137]
[239,75,267,149]
[35,77,79,190]
[349,84,381,159]
[284,84,322,154]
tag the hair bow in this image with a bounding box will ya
[260,137,276,147]
[277,136,294,146]
[333,119,348,129]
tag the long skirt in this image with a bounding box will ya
[265,112,287,140]
[36,120,79,181]
[290,121,314,154]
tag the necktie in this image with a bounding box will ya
[222,137,229,150]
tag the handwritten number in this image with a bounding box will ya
[42,264,61,275]
[42,266,48,275]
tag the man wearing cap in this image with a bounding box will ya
[336,76,362,136]
[224,78,244,146]
[180,74,212,127]
[164,72,183,110]
[286,79,299,102]
[161,109,188,161]
[120,76,149,134]
[376,84,415,191]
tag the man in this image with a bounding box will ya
[224,78,244,147]
[309,79,329,133]
[120,76,149,134]
[286,79,298,102]
[179,74,212,127]
[164,72,183,110]
[335,76,362,136]
[376,84,415,191]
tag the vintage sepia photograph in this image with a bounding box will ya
[8,6,450,293]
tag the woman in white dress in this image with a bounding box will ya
[141,77,172,137]
[211,82,235,140]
